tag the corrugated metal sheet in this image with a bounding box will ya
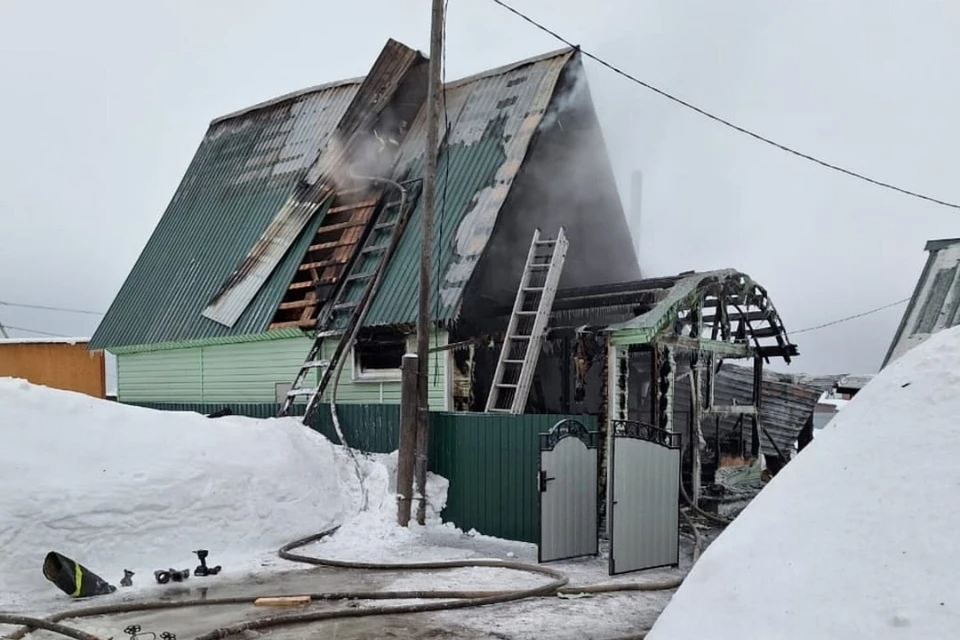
[201,39,425,328]
[90,81,361,350]
[712,363,823,459]
[430,411,596,543]
[610,437,681,574]
[363,48,576,327]
[539,427,598,562]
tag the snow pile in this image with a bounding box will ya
[648,326,960,639]
[0,378,446,610]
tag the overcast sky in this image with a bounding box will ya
[2,0,958,377]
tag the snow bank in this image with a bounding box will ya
[0,378,446,610]
[647,326,960,639]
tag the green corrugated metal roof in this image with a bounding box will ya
[363,48,575,327]
[90,82,359,350]
[92,44,577,350]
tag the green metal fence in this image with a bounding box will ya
[430,412,597,543]
[130,402,400,453]
[129,402,593,544]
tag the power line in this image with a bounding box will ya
[489,0,960,211]
[791,297,910,335]
[1,324,69,337]
[0,300,105,316]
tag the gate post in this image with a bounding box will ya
[691,355,703,507]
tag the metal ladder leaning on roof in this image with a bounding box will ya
[485,227,568,414]
[278,179,421,422]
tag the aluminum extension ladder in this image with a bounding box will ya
[278,182,419,422]
[485,227,568,414]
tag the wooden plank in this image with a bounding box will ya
[268,319,316,330]
[308,239,357,252]
[287,280,316,291]
[313,220,369,235]
[326,199,380,214]
[254,596,311,607]
[268,320,312,330]
[298,258,349,272]
[278,300,317,311]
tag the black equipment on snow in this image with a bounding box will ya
[42,551,117,598]
[123,624,177,639]
[153,568,189,584]
[192,549,221,577]
[120,569,135,587]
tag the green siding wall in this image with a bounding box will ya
[318,331,448,409]
[117,336,315,404]
[201,337,317,403]
[117,331,450,408]
[117,348,203,402]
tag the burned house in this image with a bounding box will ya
[88,38,815,560]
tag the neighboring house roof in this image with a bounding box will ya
[91,41,583,351]
[0,337,90,345]
[836,374,872,393]
[883,237,960,368]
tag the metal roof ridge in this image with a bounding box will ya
[443,46,576,89]
[209,77,366,126]
[207,47,574,127]
[924,237,960,252]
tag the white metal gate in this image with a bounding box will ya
[538,419,599,563]
[609,420,682,575]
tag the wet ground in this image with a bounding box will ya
[16,529,716,640]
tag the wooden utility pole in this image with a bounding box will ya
[414,0,445,526]
[397,355,418,525]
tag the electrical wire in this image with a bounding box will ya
[0,300,104,316]
[1,325,70,337]
[791,297,910,335]
[488,0,960,211]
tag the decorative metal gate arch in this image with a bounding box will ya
[609,420,682,575]
[538,419,599,563]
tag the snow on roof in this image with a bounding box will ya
[646,324,960,640]
[0,337,89,346]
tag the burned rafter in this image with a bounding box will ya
[665,272,797,363]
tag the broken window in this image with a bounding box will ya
[912,266,957,335]
[353,332,408,380]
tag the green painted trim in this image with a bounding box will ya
[108,328,310,355]
[659,336,753,357]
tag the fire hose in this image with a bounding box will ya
[3,522,689,640]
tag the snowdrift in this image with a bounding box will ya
[0,378,446,610]
[647,326,960,639]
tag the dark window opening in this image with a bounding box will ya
[355,337,406,373]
